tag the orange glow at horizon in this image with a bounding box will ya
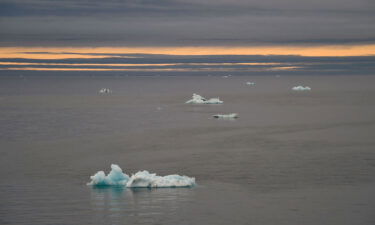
[0,44,374,59]
[0,62,283,67]
[0,66,299,72]
[1,67,195,72]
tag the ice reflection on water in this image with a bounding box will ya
[90,187,194,224]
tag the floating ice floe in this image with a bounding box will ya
[99,88,112,94]
[246,82,255,86]
[185,93,223,104]
[292,86,311,91]
[213,113,238,119]
[87,164,196,188]
[222,74,232,78]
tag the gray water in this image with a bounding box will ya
[0,75,375,225]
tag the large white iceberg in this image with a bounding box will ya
[292,86,311,91]
[213,113,238,119]
[185,93,223,104]
[246,82,255,86]
[87,164,196,188]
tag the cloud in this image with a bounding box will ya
[0,0,374,47]
[0,50,374,75]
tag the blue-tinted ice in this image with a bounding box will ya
[87,164,196,188]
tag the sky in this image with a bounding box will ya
[0,0,374,74]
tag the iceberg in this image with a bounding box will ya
[213,113,238,119]
[87,164,196,188]
[185,93,223,104]
[99,88,112,94]
[292,86,311,91]
[88,164,129,186]
[246,82,255,86]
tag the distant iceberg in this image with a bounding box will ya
[246,82,255,86]
[185,93,223,104]
[99,88,112,94]
[87,164,196,188]
[292,86,311,91]
[213,113,238,119]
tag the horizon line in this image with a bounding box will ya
[1,44,375,59]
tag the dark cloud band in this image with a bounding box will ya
[0,0,374,47]
[1,52,374,75]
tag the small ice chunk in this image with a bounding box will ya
[87,164,196,188]
[99,88,112,94]
[292,86,311,91]
[205,98,223,104]
[185,93,223,104]
[213,113,238,119]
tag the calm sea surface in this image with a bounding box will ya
[1,75,375,225]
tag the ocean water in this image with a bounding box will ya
[0,75,375,225]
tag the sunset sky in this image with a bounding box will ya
[0,0,374,74]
